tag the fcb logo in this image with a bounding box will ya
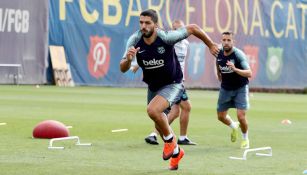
[157,46,165,54]
[244,45,259,80]
[87,36,111,79]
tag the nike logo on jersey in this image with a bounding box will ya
[138,50,146,54]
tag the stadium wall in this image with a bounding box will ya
[0,0,49,84]
[48,0,307,89]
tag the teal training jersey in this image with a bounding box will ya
[123,28,189,91]
[216,47,250,90]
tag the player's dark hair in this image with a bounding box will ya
[222,31,234,36]
[140,9,158,23]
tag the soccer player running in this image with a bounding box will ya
[120,9,219,170]
[215,31,252,149]
[145,19,196,146]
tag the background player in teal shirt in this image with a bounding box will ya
[215,31,252,149]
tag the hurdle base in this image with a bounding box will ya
[229,146,272,160]
[48,136,91,149]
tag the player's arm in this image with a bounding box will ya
[130,59,140,73]
[120,47,139,73]
[227,61,251,78]
[120,33,140,73]
[161,26,219,57]
[216,62,222,82]
[185,24,219,57]
[226,49,252,78]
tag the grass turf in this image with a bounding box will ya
[0,85,306,175]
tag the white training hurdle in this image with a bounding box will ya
[229,147,272,160]
[48,136,92,149]
[0,122,7,126]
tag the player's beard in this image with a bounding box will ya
[142,29,154,38]
[223,45,232,53]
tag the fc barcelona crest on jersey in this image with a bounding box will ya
[87,36,111,79]
[157,46,165,54]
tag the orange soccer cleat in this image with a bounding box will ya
[162,137,177,160]
[169,148,185,170]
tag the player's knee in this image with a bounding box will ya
[147,107,155,117]
[173,110,180,118]
[147,106,159,119]
[170,105,180,118]
[217,114,225,121]
[181,101,191,112]
[184,104,191,112]
[237,115,246,123]
[237,110,246,122]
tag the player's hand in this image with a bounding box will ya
[126,47,140,61]
[130,65,139,73]
[217,73,222,82]
[226,60,236,71]
[209,43,220,57]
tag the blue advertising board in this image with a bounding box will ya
[49,0,307,89]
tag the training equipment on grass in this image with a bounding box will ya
[281,119,292,125]
[229,147,272,160]
[48,136,92,149]
[111,128,128,132]
[49,45,75,87]
[33,120,69,139]
[0,122,7,126]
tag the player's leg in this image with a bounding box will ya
[144,89,160,145]
[145,89,172,145]
[179,100,190,137]
[217,111,230,125]
[177,99,196,145]
[168,102,185,170]
[237,109,248,134]
[147,95,172,140]
[168,103,180,124]
[148,95,177,160]
[237,109,249,148]
[145,105,173,145]
[145,100,180,145]
[178,89,190,138]
[237,108,249,149]
[217,87,239,142]
[154,122,164,140]
[145,104,174,145]
[147,83,183,162]
[234,85,250,149]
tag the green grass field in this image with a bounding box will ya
[0,85,306,175]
